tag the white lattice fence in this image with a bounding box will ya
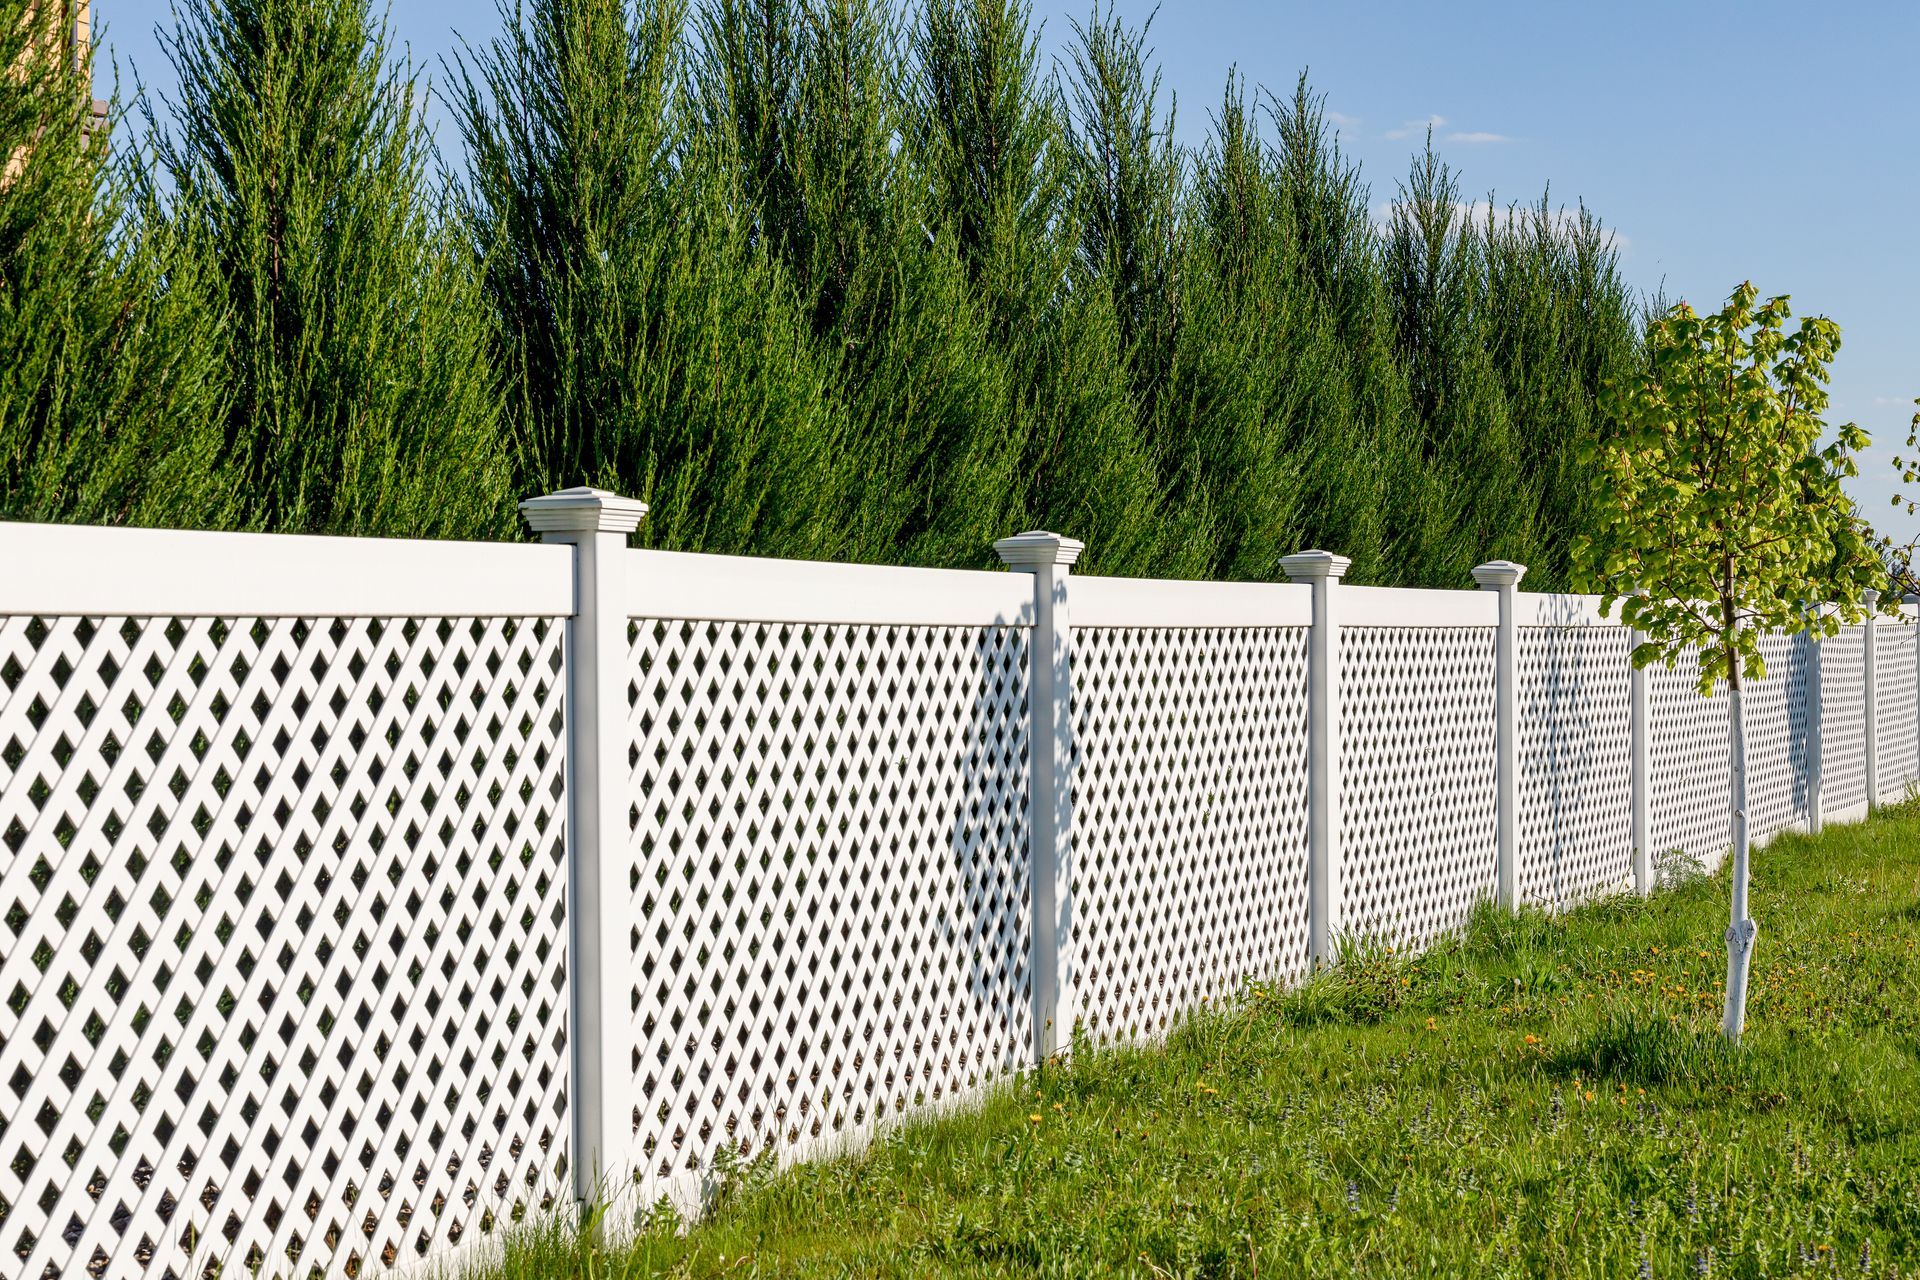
[622,610,1033,1195]
[9,506,1918,1279]
[1071,626,1311,1040]
[1646,649,1734,872]
[1516,626,1633,910]
[1877,618,1919,799]
[1,529,573,1280]
[1744,634,1814,845]
[1822,628,1868,817]
[1339,628,1497,949]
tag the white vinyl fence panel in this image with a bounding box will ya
[1822,628,1869,818]
[617,557,1035,1201]
[1072,617,1312,1040]
[1646,650,1735,872]
[1744,632,1814,845]
[1877,614,1919,799]
[1,529,572,1280]
[1516,625,1634,909]
[3,501,1910,1279]
[1339,626,1498,949]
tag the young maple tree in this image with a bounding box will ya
[1573,282,1882,1043]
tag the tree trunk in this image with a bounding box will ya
[1722,645,1758,1042]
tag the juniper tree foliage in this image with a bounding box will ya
[456,0,842,557]
[695,0,1021,568]
[1471,193,1639,589]
[154,0,511,538]
[1262,77,1412,581]
[1384,139,1532,584]
[1152,78,1320,581]
[0,0,228,526]
[1054,3,1214,574]
[909,0,1165,575]
[14,0,1647,579]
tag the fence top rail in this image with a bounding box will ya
[1072,574,1311,628]
[1514,592,1619,628]
[622,547,1034,627]
[1343,585,1498,628]
[0,520,573,618]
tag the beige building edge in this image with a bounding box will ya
[5,2,107,183]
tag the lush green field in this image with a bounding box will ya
[479,806,1920,1278]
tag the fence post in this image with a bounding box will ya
[1282,550,1350,965]
[520,486,649,1209]
[1804,607,1824,835]
[1472,561,1527,911]
[1865,590,1880,811]
[994,530,1084,1063]
[1911,596,1920,796]
[1629,592,1652,893]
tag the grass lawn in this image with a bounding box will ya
[480,805,1920,1278]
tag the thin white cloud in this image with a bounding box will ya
[1325,109,1362,132]
[1444,130,1511,144]
[1384,114,1445,140]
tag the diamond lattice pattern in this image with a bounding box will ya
[1071,627,1311,1041]
[624,620,1031,1192]
[0,614,569,1280]
[1339,628,1497,948]
[1821,628,1867,815]
[1516,627,1633,910]
[1876,620,1919,799]
[1647,639,1817,870]
[1646,649,1733,872]
[1744,633,1813,844]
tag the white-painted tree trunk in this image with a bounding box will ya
[1722,668,1758,1042]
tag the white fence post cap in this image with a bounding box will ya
[1279,550,1351,582]
[994,530,1085,569]
[1865,588,1882,607]
[519,486,650,535]
[1471,560,1528,590]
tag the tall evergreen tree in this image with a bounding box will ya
[1474,196,1637,588]
[696,0,1019,567]
[1157,78,1321,580]
[0,0,229,526]
[154,0,511,538]
[1384,139,1534,584]
[910,0,1163,575]
[1061,6,1209,576]
[1265,76,1409,581]
[456,0,842,556]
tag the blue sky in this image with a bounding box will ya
[92,1,1920,549]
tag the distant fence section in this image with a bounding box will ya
[3,492,1915,1278]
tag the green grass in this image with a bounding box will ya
[478,804,1920,1278]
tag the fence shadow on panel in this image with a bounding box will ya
[1517,596,1635,913]
[943,625,1034,1089]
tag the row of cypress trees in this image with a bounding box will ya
[0,0,1642,587]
